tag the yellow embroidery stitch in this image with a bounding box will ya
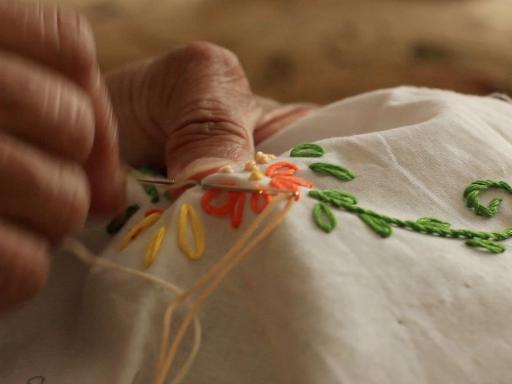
[178,204,205,260]
[120,212,162,250]
[144,226,167,269]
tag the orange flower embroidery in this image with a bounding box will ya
[201,161,312,228]
[265,161,313,201]
[201,182,246,229]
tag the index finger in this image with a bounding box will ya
[0,0,125,214]
[0,0,98,88]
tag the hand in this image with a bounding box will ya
[106,41,316,181]
[0,1,124,311]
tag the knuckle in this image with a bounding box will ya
[68,97,95,162]
[45,80,95,162]
[168,120,251,157]
[51,6,97,80]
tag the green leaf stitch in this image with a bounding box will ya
[309,162,355,181]
[313,203,337,233]
[306,162,512,253]
[136,166,161,203]
[106,204,140,234]
[290,143,326,158]
[465,239,505,254]
[416,217,451,231]
[358,213,393,238]
[308,189,357,207]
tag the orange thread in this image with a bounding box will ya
[145,208,165,217]
[230,192,246,228]
[201,183,248,229]
[251,191,271,214]
[265,161,299,177]
[201,184,238,216]
[270,175,313,201]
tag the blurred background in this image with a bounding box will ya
[49,0,512,104]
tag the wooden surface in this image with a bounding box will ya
[49,0,512,103]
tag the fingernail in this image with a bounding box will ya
[174,158,236,182]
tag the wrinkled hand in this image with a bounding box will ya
[107,42,315,180]
[0,1,315,312]
[0,1,124,311]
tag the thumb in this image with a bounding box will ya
[107,43,261,180]
[160,43,261,180]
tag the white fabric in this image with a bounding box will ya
[1,87,512,384]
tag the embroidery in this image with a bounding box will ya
[309,181,512,254]
[232,193,246,229]
[255,151,276,164]
[266,161,313,201]
[251,191,271,214]
[290,143,325,158]
[200,183,246,228]
[136,165,164,203]
[120,212,162,251]
[144,184,160,203]
[144,226,167,269]
[463,180,512,217]
[308,189,357,207]
[248,168,264,181]
[145,208,165,217]
[313,202,337,233]
[178,204,206,260]
[465,238,505,253]
[106,204,140,234]
[358,212,392,238]
[265,161,299,177]
[309,162,355,182]
[201,161,312,226]
[244,160,257,171]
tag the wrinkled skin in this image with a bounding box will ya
[0,1,316,312]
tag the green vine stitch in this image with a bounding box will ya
[309,181,512,254]
[291,143,512,254]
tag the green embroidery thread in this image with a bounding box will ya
[309,162,355,181]
[143,185,160,203]
[137,165,163,203]
[308,189,357,207]
[463,180,512,217]
[416,217,451,231]
[290,143,326,158]
[465,239,505,254]
[308,179,512,253]
[313,203,337,233]
[358,212,393,238]
[106,204,140,234]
